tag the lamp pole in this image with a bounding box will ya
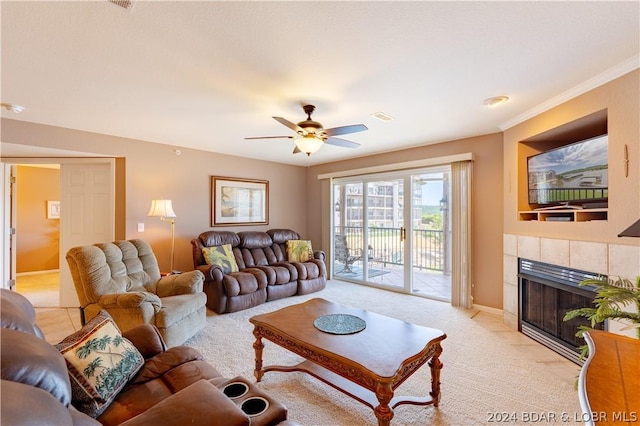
[161,217,175,272]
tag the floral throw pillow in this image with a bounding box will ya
[286,240,313,262]
[202,244,239,274]
[55,310,144,418]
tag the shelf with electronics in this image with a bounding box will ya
[518,207,608,222]
[517,110,609,223]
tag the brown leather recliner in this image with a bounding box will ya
[237,231,300,301]
[191,230,269,314]
[191,229,327,314]
[0,289,296,426]
[267,229,327,296]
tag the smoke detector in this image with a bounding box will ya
[1,103,25,114]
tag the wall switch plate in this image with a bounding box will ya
[137,223,144,232]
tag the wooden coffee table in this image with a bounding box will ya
[249,298,447,425]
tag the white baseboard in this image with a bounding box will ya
[474,303,503,316]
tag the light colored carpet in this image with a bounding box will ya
[186,280,583,425]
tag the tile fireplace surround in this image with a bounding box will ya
[503,234,640,338]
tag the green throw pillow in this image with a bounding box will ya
[202,244,239,273]
[55,310,144,418]
[286,239,313,262]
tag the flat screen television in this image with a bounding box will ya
[527,134,608,207]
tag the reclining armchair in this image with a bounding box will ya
[66,239,207,347]
[1,289,296,426]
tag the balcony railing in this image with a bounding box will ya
[334,226,444,272]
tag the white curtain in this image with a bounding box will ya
[450,160,473,308]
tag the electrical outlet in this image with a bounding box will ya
[137,223,144,232]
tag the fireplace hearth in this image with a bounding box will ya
[518,259,605,364]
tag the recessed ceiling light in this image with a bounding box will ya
[371,111,394,122]
[1,103,25,113]
[483,96,509,107]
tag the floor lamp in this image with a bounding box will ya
[148,199,177,272]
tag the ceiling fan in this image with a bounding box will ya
[245,104,367,156]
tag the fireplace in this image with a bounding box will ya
[518,259,605,364]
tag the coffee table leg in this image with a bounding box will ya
[252,327,265,382]
[428,341,444,406]
[374,382,394,426]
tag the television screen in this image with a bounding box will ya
[527,135,608,206]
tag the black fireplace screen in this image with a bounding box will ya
[518,259,605,364]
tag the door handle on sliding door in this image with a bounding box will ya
[400,226,406,242]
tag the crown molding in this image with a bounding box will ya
[500,54,640,131]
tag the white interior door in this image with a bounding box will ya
[60,162,114,307]
[0,164,16,290]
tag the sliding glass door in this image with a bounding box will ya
[332,166,451,301]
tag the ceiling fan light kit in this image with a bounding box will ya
[295,134,324,156]
[246,104,368,156]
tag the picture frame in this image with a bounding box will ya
[47,200,60,219]
[211,176,269,226]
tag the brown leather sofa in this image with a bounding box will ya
[192,228,327,313]
[0,289,296,426]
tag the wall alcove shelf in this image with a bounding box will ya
[518,109,609,224]
[519,208,608,222]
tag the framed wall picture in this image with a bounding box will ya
[211,176,269,226]
[47,200,60,219]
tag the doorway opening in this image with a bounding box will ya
[2,158,118,308]
[14,164,61,307]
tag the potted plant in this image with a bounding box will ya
[563,275,640,358]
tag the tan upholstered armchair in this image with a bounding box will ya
[66,239,207,347]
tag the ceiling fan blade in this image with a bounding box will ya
[324,124,368,137]
[273,116,304,133]
[244,136,293,140]
[325,137,360,149]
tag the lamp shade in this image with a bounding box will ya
[148,199,176,218]
[295,134,324,156]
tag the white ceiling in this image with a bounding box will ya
[1,1,639,166]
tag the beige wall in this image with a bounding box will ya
[307,133,505,309]
[16,165,60,272]
[3,70,636,309]
[1,119,309,273]
[504,70,640,245]
[501,70,640,329]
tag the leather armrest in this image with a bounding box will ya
[196,264,224,281]
[98,292,162,312]
[1,380,101,426]
[119,379,250,426]
[156,270,204,297]
[313,250,326,261]
[122,324,166,358]
[128,346,205,385]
